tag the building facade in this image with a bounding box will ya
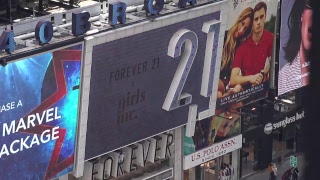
[0,0,309,179]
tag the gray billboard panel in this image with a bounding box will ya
[85,8,223,160]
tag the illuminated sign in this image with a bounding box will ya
[264,110,304,134]
[215,0,278,110]
[0,44,82,179]
[278,0,310,95]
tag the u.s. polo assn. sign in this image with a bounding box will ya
[183,135,242,170]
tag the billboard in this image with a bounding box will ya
[183,113,240,156]
[0,44,82,179]
[84,3,227,160]
[215,0,277,112]
[184,134,242,170]
[278,0,311,95]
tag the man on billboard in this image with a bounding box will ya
[278,0,312,95]
[230,2,274,89]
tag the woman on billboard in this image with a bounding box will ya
[216,7,254,118]
[278,0,312,95]
[218,7,253,100]
[208,8,255,141]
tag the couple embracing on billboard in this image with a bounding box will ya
[216,0,275,115]
[183,0,277,156]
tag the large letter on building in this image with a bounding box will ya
[108,2,127,25]
[0,30,15,53]
[144,0,164,15]
[35,20,54,44]
[72,11,91,36]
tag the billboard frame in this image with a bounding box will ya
[0,37,84,63]
[73,0,229,177]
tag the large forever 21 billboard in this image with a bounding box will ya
[85,4,226,160]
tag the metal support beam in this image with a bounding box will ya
[6,0,12,24]
[49,0,79,9]
[39,0,44,12]
[69,0,74,7]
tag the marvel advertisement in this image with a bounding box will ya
[216,0,277,113]
[85,6,225,160]
[278,0,311,95]
[0,44,82,179]
[183,113,240,156]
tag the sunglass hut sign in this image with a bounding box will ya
[264,111,304,134]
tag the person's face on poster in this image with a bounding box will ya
[301,7,313,51]
[235,17,252,38]
[252,8,266,34]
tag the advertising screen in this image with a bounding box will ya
[0,44,82,179]
[215,0,277,113]
[85,5,225,160]
[278,0,311,95]
[183,113,240,156]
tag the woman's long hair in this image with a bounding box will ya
[283,0,305,63]
[221,7,253,72]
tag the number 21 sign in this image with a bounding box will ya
[163,20,222,137]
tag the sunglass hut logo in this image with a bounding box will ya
[264,111,304,134]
